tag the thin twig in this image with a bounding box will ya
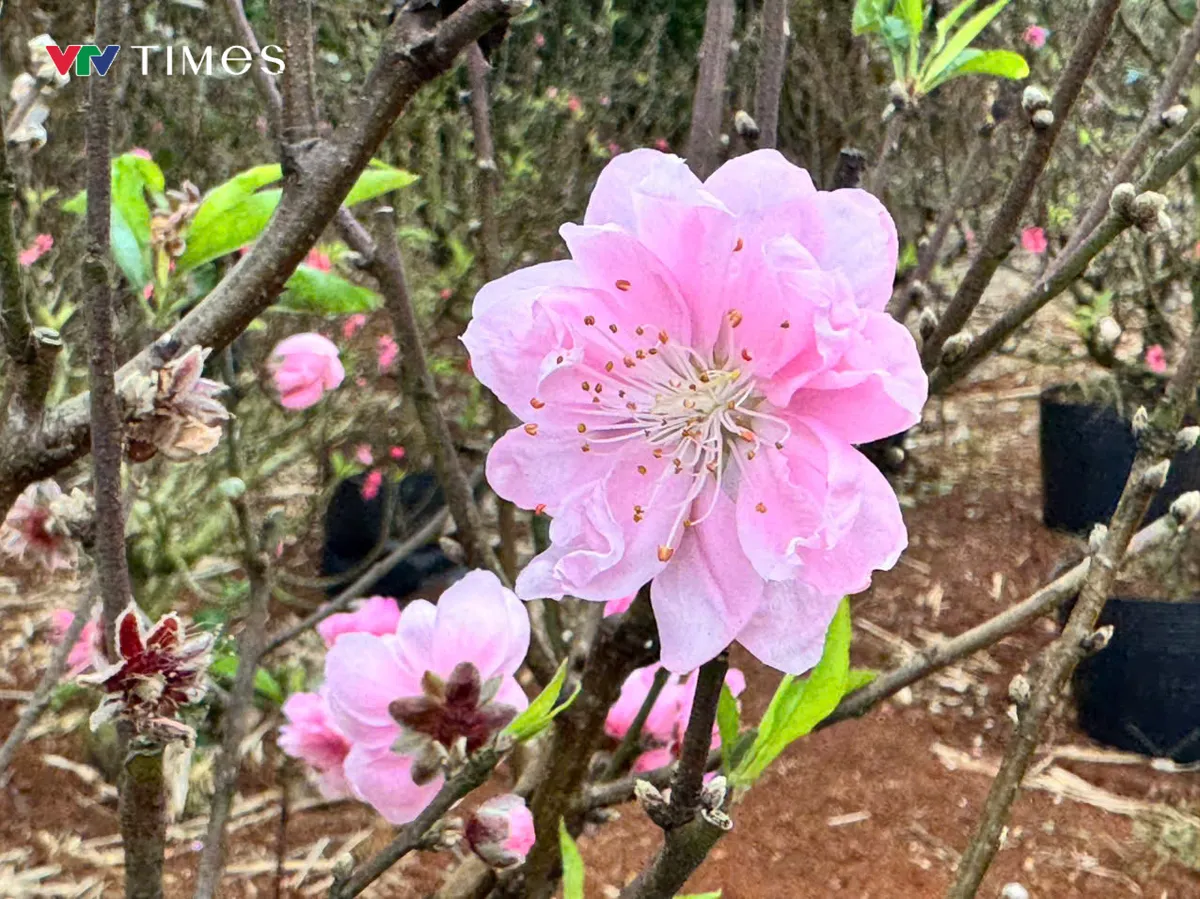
[603,667,671,780]
[1064,10,1200,256]
[0,585,98,776]
[920,0,1123,371]
[752,0,788,150]
[329,746,504,898]
[686,0,736,179]
[222,0,285,137]
[947,314,1200,898]
[193,359,273,899]
[666,653,727,823]
[932,112,1200,393]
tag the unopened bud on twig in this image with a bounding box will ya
[634,779,667,814]
[1132,405,1150,436]
[1031,108,1055,130]
[701,775,728,810]
[1110,182,1137,219]
[1008,673,1031,707]
[888,81,909,111]
[1169,490,1200,526]
[941,332,973,366]
[1095,316,1122,348]
[1088,524,1108,554]
[1178,427,1200,451]
[918,307,939,341]
[1161,104,1188,129]
[885,445,906,468]
[1142,459,1172,490]
[1080,625,1114,655]
[1130,191,1171,233]
[734,110,760,141]
[1021,86,1050,114]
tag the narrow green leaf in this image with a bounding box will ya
[559,820,585,899]
[344,160,419,206]
[931,0,980,58]
[278,265,381,314]
[931,48,1028,88]
[897,0,924,77]
[731,599,853,786]
[254,668,284,705]
[504,658,578,741]
[920,0,1011,90]
[851,0,891,35]
[716,684,740,772]
[880,16,912,82]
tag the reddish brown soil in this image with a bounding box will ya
[4,295,1200,897]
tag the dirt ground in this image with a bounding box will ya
[3,276,1200,897]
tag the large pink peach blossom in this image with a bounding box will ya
[323,570,529,824]
[269,333,345,410]
[463,149,926,674]
[317,596,402,648]
[278,691,353,799]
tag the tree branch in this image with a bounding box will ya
[947,315,1200,898]
[920,0,1122,371]
[617,816,725,899]
[752,0,788,150]
[0,108,34,365]
[666,653,727,823]
[686,0,737,179]
[278,0,320,148]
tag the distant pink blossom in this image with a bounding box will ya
[1,481,76,572]
[1021,226,1047,254]
[318,596,402,649]
[278,691,353,799]
[608,142,622,156]
[354,444,374,466]
[324,571,530,823]
[534,33,546,49]
[466,794,536,868]
[606,664,746,772]
[654,138,670,152]
[440,288,453,301]
[1146,344,1168,374]
[599,95,611,108]
[342,314,367,340]
[1023,25,1048,49]
[361,468,384,501]
[305,248,332,272]
[269,333,345,410]
[377,334,399,372]
[50,609,101,676]
[546,87,559,100]
[18,234,53,267]
[129,147,152,160]
[464,149,926,673]
[389,446,407,461]
[567,95,582,114]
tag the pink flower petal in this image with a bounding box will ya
[429,570,530,680]
[343,745,442,824]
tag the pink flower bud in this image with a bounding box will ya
[305,248,333,272]
[1020,226,1047,255]
[389,445,407,461]
[18,233,53,267]
[1146,344,1168,374]
[342,314,367,340]
[466,794,536,868]
[377,334,399,372]
[1023,25,1048,49]
[361,468,384,501]
[269,333,345,410]
[355,444,374,466]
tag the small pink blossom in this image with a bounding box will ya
[608,142,622,156]
[18,234,53,267]
[466,794,536,868]
[605,664,746,772]
[129,147,152,160]
[654,138,670,152]
[389,445,407,461]
[464,149,926,673]
[1146,344,1168,374]
[342,314,367,340]
[567,95,582,115]
[440,288,454,301]
[305,248,333,272]
[599,95,611,108]
[279,691,353,799]
[143,284,154,301]
[50,610,101,676]
[1,481,76,571]
[534,33,546,48]
[324,571,530,823]
[1023,25,1048,49]
[603,594,635,617]
[318,596,402,648]
[269,333,345,410]
[1021,226,1047,254]
[354,444,374,466]
[377,334,399,372]
[361,468,384,501]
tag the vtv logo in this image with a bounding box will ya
[46,45,121,77]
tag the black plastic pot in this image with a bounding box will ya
[1039,387,1200,534]
[1071,597,1200,763]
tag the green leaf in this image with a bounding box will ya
[716,684,740,772]
[559,820,585,899]
[920,0,1011,90]
[254,668,285,705]
[932,0,980,57]
[503,659,580,741]
[177,161,416,272]
[344,160,419,206]
[931,48,1028,88]
[896,0,924,76]
[852,0,891,35]
[278,265,381,314]
[846,668,879,692]
[880,16,913,81]
[731,599,853,787]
